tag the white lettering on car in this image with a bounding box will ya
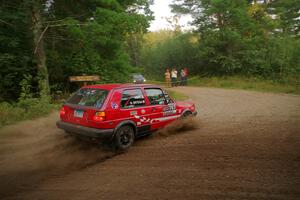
[163,103,177,116]
[133,113,181,126]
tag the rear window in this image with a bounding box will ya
[67,88,108,108]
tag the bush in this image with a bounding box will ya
[0,102,25,127]
[0,98,58,128]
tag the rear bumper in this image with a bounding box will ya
[56,121,114,140]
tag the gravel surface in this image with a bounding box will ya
[0,86,299,200]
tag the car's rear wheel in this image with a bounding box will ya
[114,125,135,151]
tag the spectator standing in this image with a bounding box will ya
[184,67,189,85]
[180,69,186,86]
[165,69,171,87]
[171,68,178,87]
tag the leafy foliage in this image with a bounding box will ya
[142,0,300,79]
[0,1,35,101]
[0,0,154,126]
[0,0,153,101]
[141,31,199,79]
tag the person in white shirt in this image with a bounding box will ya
[171,68,178,87]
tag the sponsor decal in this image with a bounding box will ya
[134,115,158,125]
[111,102,119,109]
[163,103,177,116]
[133,114,179,126]
[130,111,138,116]
[133,104,179,126]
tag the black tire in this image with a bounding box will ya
[182,111,192,118]
[114,125,135,151]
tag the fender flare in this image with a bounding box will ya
[180,109,193,117]
[113,120,137,138]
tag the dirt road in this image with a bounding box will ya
[1,87,300,199]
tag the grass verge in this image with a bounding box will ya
[0,98,60,128]
[164,89,189,101]
[188,76,300,95]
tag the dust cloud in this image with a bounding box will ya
[0,112,198,198]
[0,112,115,198]
[155,117,199,137]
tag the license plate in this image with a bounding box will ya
[74,110,84,118]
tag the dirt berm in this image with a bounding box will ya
[0,87,299,200]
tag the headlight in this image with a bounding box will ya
[133,80,136,83]
[144,79,146,82]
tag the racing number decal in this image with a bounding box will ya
[163,103,176,116]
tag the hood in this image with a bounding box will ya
[176,101,195,113]
[176,101,194,108]
[175,101,196,114]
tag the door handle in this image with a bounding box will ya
[152,108,157,112]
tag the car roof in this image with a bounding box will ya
[82,83,161,90]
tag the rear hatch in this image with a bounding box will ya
[62,88,109,126]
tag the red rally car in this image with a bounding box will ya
[57,84,197,150]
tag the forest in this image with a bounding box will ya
[142,0,299,80]
[0,0,299,125]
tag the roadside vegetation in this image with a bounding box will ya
[0,100,58,128]
[188,76,300,95]
[0,0,153,127]
[140,1,299,94]
[0,76,59,128]
[165,90,188,101]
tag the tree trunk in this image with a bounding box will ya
[31,2,50,96]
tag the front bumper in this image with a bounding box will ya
[56,121,114,140]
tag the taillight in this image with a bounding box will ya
[93,111,106,122]
[60,107,66,116]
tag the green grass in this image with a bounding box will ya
[149,76,300,95]
[0,98,60,128]
[164,89,189,101]
[188,76,300,95]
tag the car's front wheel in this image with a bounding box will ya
[182,111,192,118]
[114,125,135,151]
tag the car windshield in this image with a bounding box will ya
[133,74,144,79]
[67,88,108,108]
[164,92,174,104]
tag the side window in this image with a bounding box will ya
[121,89,146,109]
[145,88,167,105]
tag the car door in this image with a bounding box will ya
[116,88,152,136]
[144,88,178,129]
